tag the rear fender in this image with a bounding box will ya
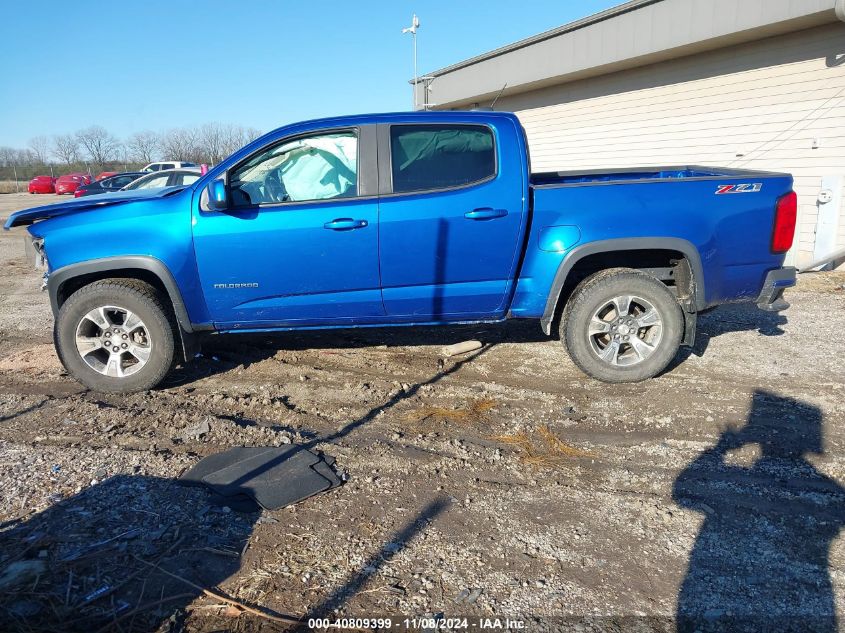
[540,237,706,335]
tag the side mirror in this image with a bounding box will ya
[206,179,228,211]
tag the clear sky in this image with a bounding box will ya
[0,0,621,148]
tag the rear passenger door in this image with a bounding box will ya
[377,121,526,319]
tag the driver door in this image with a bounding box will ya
[191,125,384,327]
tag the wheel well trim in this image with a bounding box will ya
[48,256,196,334]
[540,237,706,334]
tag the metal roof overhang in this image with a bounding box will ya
[420,0,841,109]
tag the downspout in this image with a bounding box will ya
[798,247,845,272]
[837,0,845,22]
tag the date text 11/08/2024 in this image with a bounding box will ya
[307,617,526,629]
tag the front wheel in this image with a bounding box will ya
[561,268,684,383]
[55,279,176,393]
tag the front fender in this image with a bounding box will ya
[48,256,195,333]
[47,256,211,363]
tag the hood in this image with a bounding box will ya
[3,187,186,230]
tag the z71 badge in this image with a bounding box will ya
[715,183,763,194]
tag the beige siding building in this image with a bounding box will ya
[423,0,845,269]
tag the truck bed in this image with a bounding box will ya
[512,164,794,321]
[530,165,788,187]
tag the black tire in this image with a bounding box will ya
[561,268,683,383]
[55,279,176,393]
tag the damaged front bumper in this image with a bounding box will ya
[24,236,49,290]
[756,266,796,312]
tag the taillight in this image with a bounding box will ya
[74,190,84,198]
[772,191,797,253]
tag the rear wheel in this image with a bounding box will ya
[561,268,683,383]
[55,280,176,393]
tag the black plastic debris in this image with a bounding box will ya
[180,446,342,511]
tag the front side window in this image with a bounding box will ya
[390,124,495,194]
[229,131,358,206]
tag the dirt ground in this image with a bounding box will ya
[1,191,844,632]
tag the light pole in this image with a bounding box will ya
[402,14,420,110]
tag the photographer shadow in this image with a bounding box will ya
[674,391,845,632]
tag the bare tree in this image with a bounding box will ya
[28,136,50,164]
[126,130,159,164]
[199,123,225,164]
[76,126,119,165]
[52,134,81,165]
[219,124,262,160]
[159,128,200,162]
[16,149,37,166]
[0,146,17,168]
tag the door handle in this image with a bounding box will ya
[464,208,508,220]
[323,218,369,231]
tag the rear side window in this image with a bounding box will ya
[172,173,200,186]
[389,124,495,194]
[108,175,135,188]
[132,174,170,190]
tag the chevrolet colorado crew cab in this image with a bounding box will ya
[5,112,798,393]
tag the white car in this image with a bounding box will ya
[121,168,202,191]
[141,161,197,172]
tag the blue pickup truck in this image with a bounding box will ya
[5,111,797,393]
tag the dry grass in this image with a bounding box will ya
[491,425,592,467]
[403,397,497,426]
[0,181,23,194]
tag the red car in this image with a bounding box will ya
[55,173,93,195]
[96,171,118,181]
[28,175,57,194]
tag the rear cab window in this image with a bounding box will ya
[389,124,496,194]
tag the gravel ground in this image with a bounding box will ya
[1,192,844,632]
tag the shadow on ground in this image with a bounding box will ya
[674,390,845,632]
[0,475,452,632]
[164,319,543,388]
[0,475,266,632]
[666,302,788,372]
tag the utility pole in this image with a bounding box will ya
[402,14,420,110]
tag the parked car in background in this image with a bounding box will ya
[28,175,56,194]
[121,168,201,190]
[141,161,196,172]
[55,173,92,195]
[74,172,146,198]
[95,171,118,181]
